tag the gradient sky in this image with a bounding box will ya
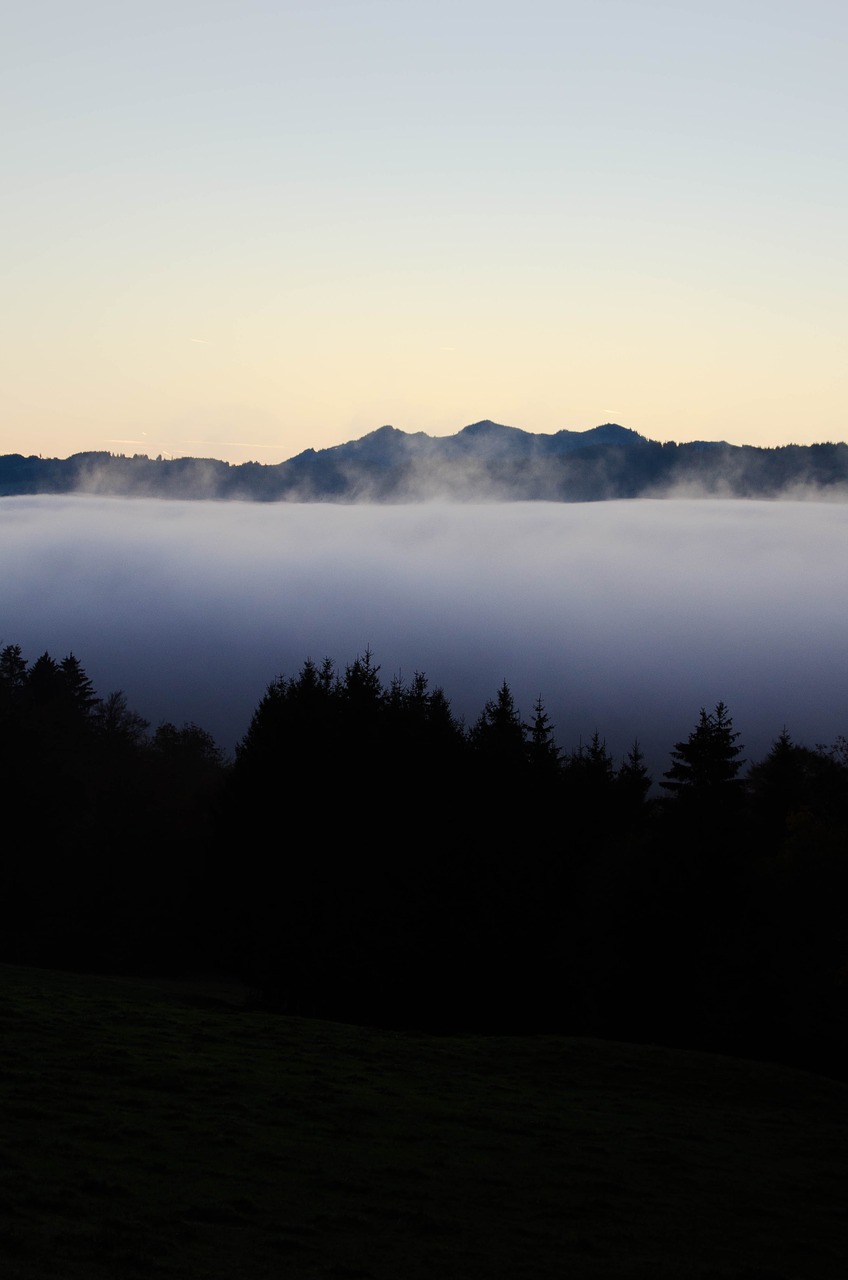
[4,1,846,463]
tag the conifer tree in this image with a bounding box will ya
[342,648,382,706]
[471,680,526,767]
[60,653,98,718]
[27,651,63,704]
[0,643,27,692]
[617,739,652,805]
[662,702,744,798]
[525,695,561,773]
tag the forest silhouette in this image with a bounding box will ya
[4,423,848,501]
[3,641,847,1080]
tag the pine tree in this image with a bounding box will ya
[661,702,744,798]
[27,651,61,697]
[471,680,526,768]
[60,653,98,718]
[342,648,382,703]
[566,731,615,811]
[0,643,27,691]
[525,695,561,774]
[617,739,652,806]
[0,644,28,718]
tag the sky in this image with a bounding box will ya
[3,495,847,773]
[3,1,847,464]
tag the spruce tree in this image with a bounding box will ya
[617,739,652,806]
[662,702,744,799]
[471,681,526,768]
[525,695,561,774]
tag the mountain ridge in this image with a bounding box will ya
[2,420,847,502]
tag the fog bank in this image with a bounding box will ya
[2,495,846,774]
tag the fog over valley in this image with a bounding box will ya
[3,494,847,773]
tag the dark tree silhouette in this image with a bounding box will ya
[471,680,526,770]
[617,739,651,802]
[7,634,848,1075]
[662,702,744,800]
[60,653,98,719]
[0,643,27,693]
[525,695,561,775]
[97,690,149,747]
[568,731,614,782]
[27,651,64,705]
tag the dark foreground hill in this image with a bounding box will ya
[2,963,848,1279]
[3,420,848,501]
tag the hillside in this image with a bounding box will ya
[2,963,848,1279]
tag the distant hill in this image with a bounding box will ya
[3,420,848,501]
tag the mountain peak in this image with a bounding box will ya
[578,423,645,445]
[458,420,521,437]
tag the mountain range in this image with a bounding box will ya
[3,420,848,502]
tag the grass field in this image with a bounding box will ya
[1,963,847,1278]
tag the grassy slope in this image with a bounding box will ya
[1,964,847,1279]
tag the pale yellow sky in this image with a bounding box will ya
[3,1,846,464]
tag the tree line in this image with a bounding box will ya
[2,641,847,1078]
[3,426,848,501]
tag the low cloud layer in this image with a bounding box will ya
[3,495,847,775]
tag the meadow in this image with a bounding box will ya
[2,963,847,1279]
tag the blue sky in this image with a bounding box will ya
[3,1,846,462]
